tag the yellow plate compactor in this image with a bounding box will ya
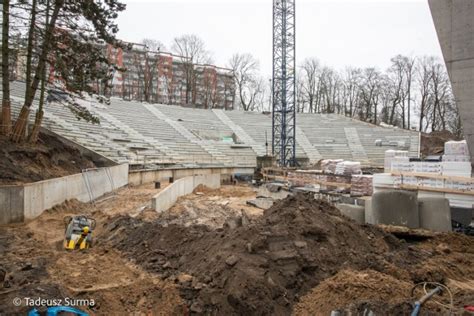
[63,215,96,250]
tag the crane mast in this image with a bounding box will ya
[272,0,296,167]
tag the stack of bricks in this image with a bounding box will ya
[351,175,373,196]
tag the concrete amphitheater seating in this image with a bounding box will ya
[3,81,420,167]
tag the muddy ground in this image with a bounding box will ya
[1,184,473,315]
[0,132,98,185]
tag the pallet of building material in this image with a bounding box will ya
[442,161,472,178]
[287,172,351,189]
[335,161,362,176]
[384,150,409,172]
[389,157,412,173]
[442,154,470,162]
[444,140,469,156]
[321,159,343,174]
[375,173,474,197]
[350,175,373,196]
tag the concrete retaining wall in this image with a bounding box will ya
[0,164,129,225]
[0,186,24,225]
[129,166,254,186]
[152,174,221,212]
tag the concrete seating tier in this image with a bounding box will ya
[3,81,420,167]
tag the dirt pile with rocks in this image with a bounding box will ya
[103,193,429,315]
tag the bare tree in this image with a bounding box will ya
[415,56,433,131]
[341,67,361,117]
[357,68,382,124]
[228,53,262,111]
[299,58,321,113]
[403,56,416,129]
[430,61,451,131]
[171,34,212,105]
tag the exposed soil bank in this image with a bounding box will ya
[0,132,97,185]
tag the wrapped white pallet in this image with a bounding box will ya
[442,155,470,162]
[335,161,361,175]
[413,162,442,174]
[442,162,472,177]
[390,157,411,173]
[373,173,399,189]
[321,159,343,174]
[384,150,408,172]
[444,140,469,156]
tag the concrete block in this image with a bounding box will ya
[418,197,452,232]
[336,203,365,224]
[371,190,419,228]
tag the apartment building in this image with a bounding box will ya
[106,43,235,109]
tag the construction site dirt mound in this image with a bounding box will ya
[0,132,97,185]
[2,186,473,315]
[293,269,414,315]
[420,130,460,157]
[103,193,429,315]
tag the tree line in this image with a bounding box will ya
[231,52,461,137]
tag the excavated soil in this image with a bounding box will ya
[0,132,98,185]
[0,184,186,315]
[293,269,415,315]
[2,185,473,315]
[420,130,460,157]
[101,193,474,315]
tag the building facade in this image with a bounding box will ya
[105,43,235,110]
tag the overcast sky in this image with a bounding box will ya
[117,0,443,77]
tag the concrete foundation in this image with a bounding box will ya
[418,197,452,232]
[371,190,420,228]
[151,174,221,213]
[336,203,365,224]
[129,166,254,186]
[0,164,129,225]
